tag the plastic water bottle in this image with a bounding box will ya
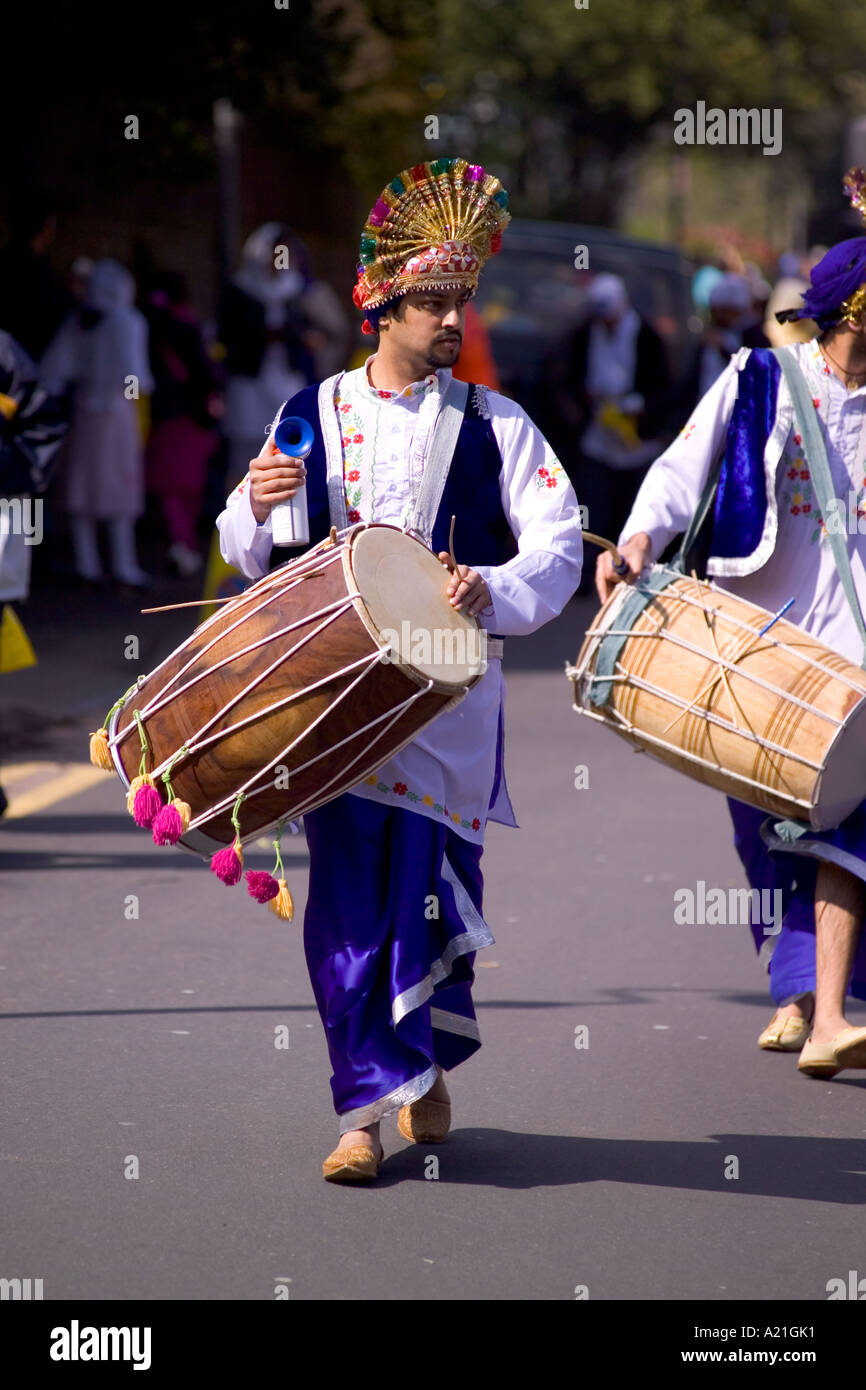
[269,415,314,547]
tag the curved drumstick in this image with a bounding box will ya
[582,530,630,577]
[448,514,458,571]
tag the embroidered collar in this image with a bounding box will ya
[361,353,443,401]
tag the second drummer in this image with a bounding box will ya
[596,168,866,1079]
[217,158,584,1180]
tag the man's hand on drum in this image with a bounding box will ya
[249,442,307,524]
[595,532,653,605]
[437,552,492,618]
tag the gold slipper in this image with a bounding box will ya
[397,1097,451,1143]
[322,1140,384,1183]
[758,1011,812,1052]
[798,1025,866,1078]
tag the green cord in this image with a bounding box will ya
[161,744,190,802]
[103,680,139,728]
[133,709,149,779]
[271,818,287,880]
[230,793,246,846]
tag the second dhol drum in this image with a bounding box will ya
[568,565,866,831]
[108,523,487,856]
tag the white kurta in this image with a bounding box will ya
[620,339,866,667]
[216,356,584,843]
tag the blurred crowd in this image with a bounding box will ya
[548,247,820,587]
[0,199,356,609]
[0,191,819,619]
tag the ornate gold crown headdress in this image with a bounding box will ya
[352,157,511,321]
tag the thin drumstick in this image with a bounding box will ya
[141,562,332,614]
[140,569,330,616]
[658,589,798,791]
[661,632,746,735]
[692,577,740,730]
[661,587,739,735]
[141,597,238,614]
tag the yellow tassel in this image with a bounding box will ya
[172,799,192,831]
[268,879,295,921]
[89,728,114,771]
[126,774,149,815]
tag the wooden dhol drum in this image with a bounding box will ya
[568,565,866,831]
[109,523,485,855]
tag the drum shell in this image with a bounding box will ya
[571,570,866,831]
[111,529,477,851]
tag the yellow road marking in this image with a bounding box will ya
[1,762,53,786]
[4,764,110,819]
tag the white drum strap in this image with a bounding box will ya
[318,372,349,530]
[773,346,866,666]
[405,376,469,544]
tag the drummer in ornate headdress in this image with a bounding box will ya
[597,168,866,1078]
[217,159,583,1179]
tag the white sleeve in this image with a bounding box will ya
[619,348,747,559]
[216,473,275,579]
[470,393,584,636]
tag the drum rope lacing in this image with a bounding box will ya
[188,666,438,835]
[570,580,866,702]
[111,546,349,740]
[567,574,866,810]
[116,596,358,755]
[112,523,465,840]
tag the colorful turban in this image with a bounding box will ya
[352,158,510,323]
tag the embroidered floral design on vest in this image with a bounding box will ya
[334,390,367,521]
[363,773,481,832]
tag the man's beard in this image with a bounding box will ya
[426,336,461,367]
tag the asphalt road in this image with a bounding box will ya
[2,580,865,1302]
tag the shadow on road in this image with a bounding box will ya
[0,1004,321,1020]
[0,809,309,873]
[375,1128,866,1200]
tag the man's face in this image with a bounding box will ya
[383,288,472,369]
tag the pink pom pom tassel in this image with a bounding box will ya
[211,843,243,885]
[133,782,163,829]
[152,803,184,846]
[245,870,280,904]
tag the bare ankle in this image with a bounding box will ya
[812,1012,847,1041]
[776,992,813,1020]
[340,1124,380,1148]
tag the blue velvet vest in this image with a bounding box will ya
[267,380,518,573]
[708,347,783,566]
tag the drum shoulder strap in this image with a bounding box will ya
[771,345,866,667]
[318,372,348,530]
[674,444,724,574]
[406,376,469,543]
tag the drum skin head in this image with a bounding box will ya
[814,693,866,830]
[347,526,485,688]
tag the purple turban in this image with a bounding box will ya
[776,236,866,330]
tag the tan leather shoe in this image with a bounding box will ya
[798,1026,866,1078]
[397,1097,451,1143]
[322,1140,384,1183]
[758,1012,812,1052]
